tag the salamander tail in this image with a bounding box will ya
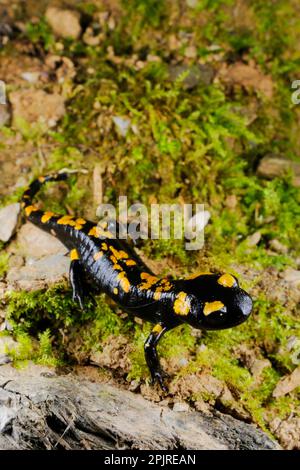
[21,173,68,215]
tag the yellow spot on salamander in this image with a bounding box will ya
[186,272,212,280]
[160,278,172,291]
[174,292,190,316]
[139,272,159,290]
[76,218,86,225]
[152,324,163,334]
[74,218,87,230]
[88,226,99,237]
[110,246,129,260]
[38,176,46,183]
[23,194,30,199]
[101,243,108,251]
[94,251,103,261]
[110,255,123,271]
[126,259,136,266]
[117,272,130,293]
[203,301,225,316]
[70,249,79,261]
[218,273,236,288]
[113,287,118,295]
[88,225,113,239]
[57,215,76,226]
[25,205,38,216]
[41,211,54,223]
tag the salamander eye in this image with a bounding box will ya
[217,273,238,288]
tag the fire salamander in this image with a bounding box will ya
[21,173,253,391]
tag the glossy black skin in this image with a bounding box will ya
[21,173,253,391]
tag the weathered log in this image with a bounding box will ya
[0,365,279,450]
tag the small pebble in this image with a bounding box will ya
[173,402,190,412]
[0,203,20,242]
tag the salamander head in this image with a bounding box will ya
[180,273,253,330]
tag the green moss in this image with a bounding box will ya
[6,286,125,364]
[0,250,9,279]
[25,18,55,51]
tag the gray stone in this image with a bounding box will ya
[168,64,215,89]
[0,203,20,242]
[0,365,280,450]
[16,223,67,258]
[7,254,69,290]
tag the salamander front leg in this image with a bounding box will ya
[144,323,169,392]
[69,258,86,310]
[69,250,95,310]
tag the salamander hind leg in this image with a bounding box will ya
[144,323,170,392]
[69,250,95,310]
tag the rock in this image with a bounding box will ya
[270,416,300,450]
[0,336,17,364]
[0,203,20,242]
[7,254,69,290]
[0,354,12,366]
[20,72,40,84]
[128,380,140,392]
[218,62,273,98]
[10,89,65,129]
[168,64,215,89]
[236,345,271,379]
[246,231,261,247]
[257,155,300,187]
[0,364,280,450]
[112,116,131,137]
[272,366,300,398]
[0,335,18,354]
[0,104,10,127]
[269,239,288,254]
[45,7,81,39]
[282,268,300,286]
[173,402,190,412]
[16,223,67,258]
[0,320,13,332]
[178,357,189,367]
[250,358,271,378]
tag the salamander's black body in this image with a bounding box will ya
[22,173,253,390]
